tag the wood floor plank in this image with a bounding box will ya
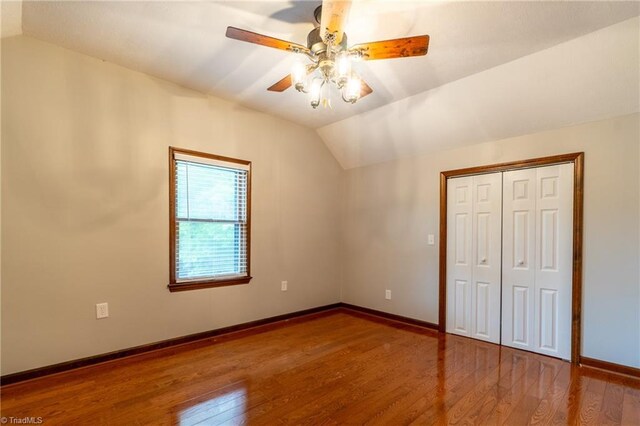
[211,330,418,423]
[248,333,438,424]
[577,376,608,425]
[528,361,572,425]
[504,358,562,425]
[1,311,639,425]
[446,351,520,424]
[408,343,502,424]
[597,381,626,425]
[550,367,587,425]
[477,354,545,424]
[383,339,481,425]
[621,387,640,426]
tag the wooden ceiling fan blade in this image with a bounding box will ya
[350,35,430,60]
[319,0,352,45]
[226,26,309,54]
[267,75,292,92]
[360,79,373,99]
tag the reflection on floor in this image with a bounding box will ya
[178,385,247,425]
[1,310,639,424]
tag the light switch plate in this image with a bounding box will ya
[428,234,435,245]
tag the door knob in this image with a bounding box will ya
[518,259,524,265]
[481,257,487,264]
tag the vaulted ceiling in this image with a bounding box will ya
[4,1,640,168]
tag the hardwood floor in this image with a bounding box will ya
[2,310,639,425]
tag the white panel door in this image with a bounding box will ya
[502,164,573,359]
[534,164,573,359]
[447,177,473,337]
[470,173,503,343]
[447,173,502,343]
[502,169,537,351]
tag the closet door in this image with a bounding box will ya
[447,173,502,343]
[470,173,502,343]
[534,164,574,359]
[447,177,473,337]
[501,169,537,352]
[502,164,574,359]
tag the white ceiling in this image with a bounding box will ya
[18,1,640,130]
[319,16,640,168]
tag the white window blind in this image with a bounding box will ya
[174,155,248,282]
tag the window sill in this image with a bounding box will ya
[168,276,253,292]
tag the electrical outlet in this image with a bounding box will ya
[428,234,435,245]
[281,281,288,291]
[96,303,109,319]
[385,290,391,300]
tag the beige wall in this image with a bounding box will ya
[342,113,640,368]
[2,35,639,375]
[0,36,343,374]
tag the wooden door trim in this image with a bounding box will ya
[438,152,584,363]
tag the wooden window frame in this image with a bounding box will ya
[438,152,584,363]
[168,147,252,292]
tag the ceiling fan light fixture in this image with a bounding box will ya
[291,61,307,91]
[321,82,333,109]
[309,78,323,109]
[336,52,352,83]
[343,76,361,103]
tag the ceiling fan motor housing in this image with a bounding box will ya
[307,27,348,56]
[313,5,323,24]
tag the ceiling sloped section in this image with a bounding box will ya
[317,17,640,170]
[19,1,640,129]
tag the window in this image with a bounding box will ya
[169,147,251,292]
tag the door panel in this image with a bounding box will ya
[447,173,501,343]
[513,211,530,269]
[502,168,536,351]
[502,164,573,360]
[476,213,489,265]
[475,281,490,338]
[447,177,473,337]
[539,288,558,350]
[454,280,469,333]
[540,209,559,271]
[534,164,573,360]
[455,214,469,265]
[471,173,502,343]
[512,286,529,345]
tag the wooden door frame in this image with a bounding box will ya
[438,152,584,363]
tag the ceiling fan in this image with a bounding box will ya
[225,0,430,108]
